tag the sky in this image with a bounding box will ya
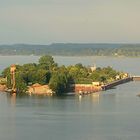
[0,0,140,44]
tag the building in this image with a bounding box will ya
[90,64,96,72]
[70,84,102,94]
[28,83,53,95]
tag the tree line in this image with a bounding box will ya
[0,43,140,56]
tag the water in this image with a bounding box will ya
[0,56,140,140]
[0,55,140,74]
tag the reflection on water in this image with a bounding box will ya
[10,93,16,107]
[78,94,82,102]
[0,82,140,140]
[78,92,100,104]
[92,92,100,104]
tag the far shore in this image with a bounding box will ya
[1,55,140,58]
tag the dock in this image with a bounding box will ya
[132,76,140,81]
[102,77,133,90]
[102,76,140,91]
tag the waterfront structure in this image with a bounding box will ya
[70,84,102,94]
[28,83,53,95]
[90,64,96,72]
[10,64,16,93]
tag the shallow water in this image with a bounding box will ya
[0,56,140,140]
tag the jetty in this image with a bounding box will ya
[102,77,133,90]
[102,76,140,91]
[132,76,140,81]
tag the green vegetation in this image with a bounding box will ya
[2,55,124,95]
[0,43,140,56]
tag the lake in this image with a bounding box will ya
[0,55,140,140]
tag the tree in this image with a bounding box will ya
[49,71,69,95]
[75,63,84,69]
[15,72,27,93]
[33,69,50,84]
[38,55,57,70]
[2,67,11,88]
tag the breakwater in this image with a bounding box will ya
[102,77,133,90]
[132,76,140,81]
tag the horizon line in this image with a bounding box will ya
[0,42,140,45]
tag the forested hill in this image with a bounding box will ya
[0,43,140,56]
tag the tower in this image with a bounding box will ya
[10,64,16,93]
[90,64,96,72]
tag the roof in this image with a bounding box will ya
[32,83,42,87]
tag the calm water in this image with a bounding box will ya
[0,56,140,140]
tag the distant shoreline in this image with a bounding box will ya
[0,54,140,58]
[0,43,140,57]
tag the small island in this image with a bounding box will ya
[0,55,130,96]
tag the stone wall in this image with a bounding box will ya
[70,84,102,94]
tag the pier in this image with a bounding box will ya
[102,76,140,91]
[132,76,140,81]
[102,77,133,90]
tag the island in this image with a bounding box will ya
[0,55,130,96]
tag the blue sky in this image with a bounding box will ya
[0,0,140,44]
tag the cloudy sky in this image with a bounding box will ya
[0,0,140,44]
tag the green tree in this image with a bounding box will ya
[38,55,57,70]
[49,71,69,95]
[15,72,27,93]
